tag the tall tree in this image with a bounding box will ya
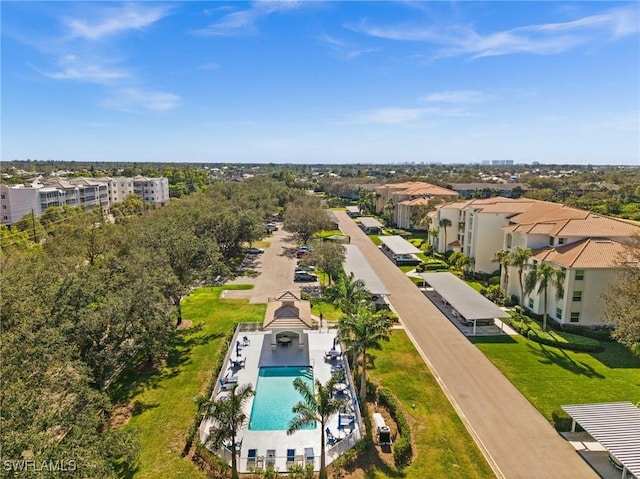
[338,304,393,400]
[438,218,452,251]
[524,262,566,331]
[325,272,370,316]
[409,205,433,230]
[305,241,346,285]
[510,247,533,304]
[382,198,395,226]
[287,377,345,479]
[201,384,255,479]
[603,235,640,355]
[357,189,375,215]
[492,249,512,292]
[283,196,332,244]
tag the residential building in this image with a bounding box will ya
[433,196,639,326]
[435,198,538,272]
[501,203,639,326]
[1,175,169,226]
[133,176,170,207]
[374,181,458,229]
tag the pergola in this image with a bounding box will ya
[562,402,640,479]
[343,244,390,297]
[419,272,509,334]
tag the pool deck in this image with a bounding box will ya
[200,328,361,472]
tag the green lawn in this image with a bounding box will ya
[368,331,495,479]
[120,285,265,479]
[310,299,343,322]
[368,234,382,246]
[463,279,485,292]
[471,335,640,426]
[313,229,343,239]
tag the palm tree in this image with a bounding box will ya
[287,377,345,479]
[524,262,566,331]
[357,189,375,215]
[428,227,439,248]
[509,247,532,304]
[492,249,511,292]
[325,272,370,316]
[201,383,254,479]
[382,198,395,226]
[338,304,392,400]
[438,218,452,252]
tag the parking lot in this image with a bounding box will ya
[224,226,318,303]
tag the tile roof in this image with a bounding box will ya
[377,181,458,197]
[532,238,634,268]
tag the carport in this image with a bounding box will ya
[378,235,421,265]
[343,245,390,302]
[358,217,384,234]
[562,402,640,479]
[419,272,509,335]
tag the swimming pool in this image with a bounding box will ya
[249,366,316,431]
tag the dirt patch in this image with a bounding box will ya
[108,403,133,430]
[177,319,194,330]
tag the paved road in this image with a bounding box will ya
[336,211,597,479]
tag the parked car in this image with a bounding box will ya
[247,247,265,254]
[296,245,313,258]
[294,271,318,282]
[265,222,278,233]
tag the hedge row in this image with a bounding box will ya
[183,326,237,456]
[527,330,603,353]
[377,389,413,468]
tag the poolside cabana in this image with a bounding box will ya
[419,272,509,335]
[378,235,421,265]
[343,244,390,304]
[264,291,313,350]
[358,216,384,234]
[562,402,640,479]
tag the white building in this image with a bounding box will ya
[133,176,170,207]
[1,175,170,226]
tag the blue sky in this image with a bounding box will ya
[2,1,639,165]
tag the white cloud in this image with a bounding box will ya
[40,54,129,84]
[103,88,181,112]
[317,33,378,60]
[194,0,305,36]
[422,90,491,103]
[65,4,171,40]
[350,5,640,59]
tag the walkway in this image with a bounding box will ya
[335,211,597,479]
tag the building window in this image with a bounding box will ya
[528,298,534,309]
[558,287,564,299]
[559,238,566,245]
[556,308,563,320]
[572,291,582,302]
[570,312,580,323]
[549,237,554,245]
[575,270,585,281]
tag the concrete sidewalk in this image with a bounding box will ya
[336,211,597,479]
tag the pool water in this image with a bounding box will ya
[249,366,316,431]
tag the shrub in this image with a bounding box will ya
[393,436,412,468]
[527,330,602,353]
[503,295,519,307]
[481,284,504,305]
[487,276,501,286]
[377,389,413,469]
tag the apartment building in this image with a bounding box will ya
[374,181,459,229]
[433,197,639,326]
[1,175,169,226]
[502,203,639,326]
[132,176,170,207]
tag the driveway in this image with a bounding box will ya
[335,211,597,479]
[225,226,318,303]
